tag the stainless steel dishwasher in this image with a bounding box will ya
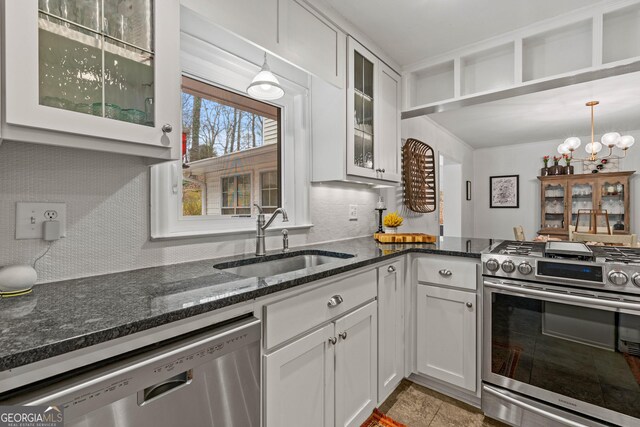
[1,315,261,427]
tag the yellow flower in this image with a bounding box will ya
[383,211,403,228]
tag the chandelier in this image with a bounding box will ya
[557,101,635,163]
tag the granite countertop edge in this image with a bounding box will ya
[0,237,494,372]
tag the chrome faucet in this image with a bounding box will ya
[254,204,289,256]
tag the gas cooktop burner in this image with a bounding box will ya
[591,246,640,264]
[492,241,544,256]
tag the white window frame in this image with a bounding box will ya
[150,30,311,239]
[221,173,253,216]
[260,169,279,212]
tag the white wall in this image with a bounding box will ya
[0,142,379,283]
[473,129,640,240]
[385,116,474,237]
[442,161,462,237]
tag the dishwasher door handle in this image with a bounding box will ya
[137,370,193,406]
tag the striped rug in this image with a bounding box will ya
[361,409,407,427]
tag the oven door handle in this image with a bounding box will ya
[483,385,589,427]
[485,281,640,312]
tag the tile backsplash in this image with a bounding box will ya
[0,142,379,283]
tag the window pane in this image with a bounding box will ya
[181,77,281,219]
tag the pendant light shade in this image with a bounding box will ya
[247,53,284,101]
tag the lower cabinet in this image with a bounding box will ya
[416,284,476,391]
[265,301,377,427]
[377,260,404,401]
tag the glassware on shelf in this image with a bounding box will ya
[73,102,94,115]
[92,102,121,119]
[119,108,146,124]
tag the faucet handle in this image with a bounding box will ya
[253,204,264,214]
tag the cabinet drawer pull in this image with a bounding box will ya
[387,265,396,273]
[327,295,344,307]
[439,269,453,277]
[328,337,337,345]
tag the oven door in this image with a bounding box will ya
[483,278,640,427]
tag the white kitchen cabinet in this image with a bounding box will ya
[2,0,181,160]
[416,284,476,392]
[335,302,377,427]
[376,62,401,182]
[377,260,404,402]
[264,301,377,427]
[181,0,278,54]
[182,0,345,88]
[311,36,401,184]
[278,0,346,88]
[264,324,335,427]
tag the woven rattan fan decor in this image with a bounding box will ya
[402,138,436,213]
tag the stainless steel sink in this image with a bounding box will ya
[214,252,353,278]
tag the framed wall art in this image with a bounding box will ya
[490,175,519,208]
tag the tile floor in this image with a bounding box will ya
[379,380,508,427]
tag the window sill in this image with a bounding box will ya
[150,223,314,241]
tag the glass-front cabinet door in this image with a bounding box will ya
[598,178,629,233]
[569,179,597,232]
[540,181,567,234]
[4,1,180,159]
[347,37,378,180]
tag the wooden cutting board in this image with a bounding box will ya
[374,233,437,244]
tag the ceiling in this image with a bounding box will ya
[316,0,601,67]
[427,72,640,148]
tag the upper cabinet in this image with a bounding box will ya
[2,0,181,160]
[347,38,401,182]
[278,0,345,88]
[182,0,345,88]
[311,37,401,185]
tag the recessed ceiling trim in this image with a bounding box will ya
[401,59,640,120]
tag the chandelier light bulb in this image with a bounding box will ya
[601,132,621,148]
[564,137,581,150]
[585,141,603,154]
[557,144,570,155]
[617,135,635,149]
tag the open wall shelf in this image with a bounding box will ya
[603,2,640,64]
[403,0,640,114]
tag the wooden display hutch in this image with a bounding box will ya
[538,171,634,239]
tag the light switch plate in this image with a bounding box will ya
[16,202,67,239]
[349,204,358,220]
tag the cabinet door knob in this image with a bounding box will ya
[162,124,173,134]
[327,295,344,307]
[381,168,385,173]
[439,269,452,277]
[387,265,396,273]
[328,337,337,345]
[339,332,347,340]
[466,302,473,308]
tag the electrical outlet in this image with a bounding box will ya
[16,202,67,239]
[349,204,358,220]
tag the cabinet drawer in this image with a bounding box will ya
[264,269,376,349]
[416,256,477,290]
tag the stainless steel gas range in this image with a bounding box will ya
[481,240,640,427]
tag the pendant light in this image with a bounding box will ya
[557,101,635,162]
[247,53,284,101]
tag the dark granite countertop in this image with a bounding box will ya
[0,236,496,373]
